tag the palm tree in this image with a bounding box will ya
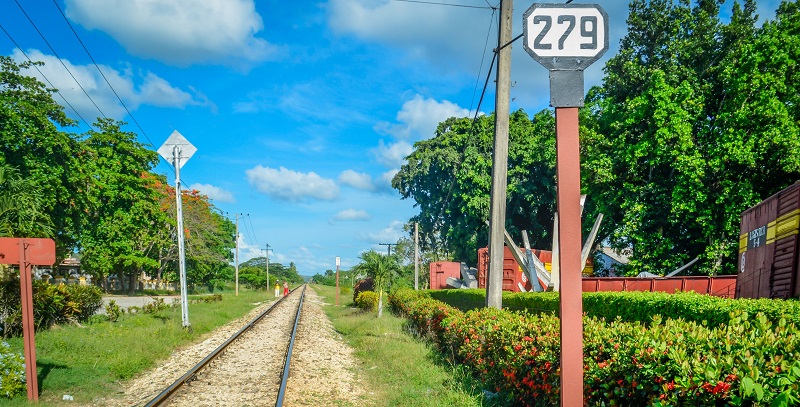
[354,250,399,317]
[0,164,53,238]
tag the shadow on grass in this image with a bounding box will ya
[398,319,514,407]
[36,360,69,394]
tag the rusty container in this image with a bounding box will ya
[429,261,462,290]
[477,247,533,292]
[737,182,800,299]
[477,246,594,292]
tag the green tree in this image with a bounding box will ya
[0,164,53,238]
[79,119,163,292]
[392,110,557,265]
[352,250,399,318]
[0,57,85,256]
[583,0,800,275]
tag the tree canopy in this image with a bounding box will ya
[393,110,557,265]
[0,56,254,291]
[583,0,800,275]
[394,0,800,277]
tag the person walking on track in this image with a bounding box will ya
[283,281,289,296]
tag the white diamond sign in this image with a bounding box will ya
[158,130,196,169]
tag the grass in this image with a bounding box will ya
[3,288,275,405]
[312,284,504,407]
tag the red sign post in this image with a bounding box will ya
[523,4,609,405]
[0,237,56,402]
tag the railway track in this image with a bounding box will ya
[144,285,307,407]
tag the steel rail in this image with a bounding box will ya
[275,284,306,406]
[144,286,302,407]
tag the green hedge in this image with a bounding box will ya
[392,289,800,406]
[426,289,800,329]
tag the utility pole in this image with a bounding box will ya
[414,222,419,290]
[378,243,397,256]
[235,213,239,296]
[487,0,513,309]
[335,256,341,306]
[263,244,272,290]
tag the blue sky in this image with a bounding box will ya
[0,0,781,276]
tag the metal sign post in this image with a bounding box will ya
[0,237,56,401]
[523,4,608,406]
[158,130,197,329]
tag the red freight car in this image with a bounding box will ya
[737,182,800,299]
[429,261,461,290]
[582,275,737,298]
[477,247,533,292]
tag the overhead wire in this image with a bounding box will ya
[47,0,182,181]
[243,214,259,249]
[49,0,157,150]
[391,0,495,9]
[428,6,499,241]
[0,22,94,130]
[13,0,108,120]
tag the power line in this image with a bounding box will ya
[469,7,496,112]
[0,22,94,130]
[244,214,259,248]
[391,0,495,9]
[49,0,157,150]
[13,0,107,120]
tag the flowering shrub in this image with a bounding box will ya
[355,291,378,312]
[393,290,800,406]
[0,341,25,399]
[352,278,374,304]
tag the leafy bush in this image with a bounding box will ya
[0,280,105,337]
[142,298,172,314]
[203,294,223,303]
[353,278,373,303]
[0,341,25,399]
[63,285,104,321]
[355,291,378,312]
[105,300,123,322]
[339,285,351,295]
[394,290,800,406]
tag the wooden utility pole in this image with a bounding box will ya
[235,213,239,296]
[487,0,513,309]
[414,222,419,290]
[264,244,271,289]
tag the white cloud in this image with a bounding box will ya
[371,95,475,170]
[245,165,339,201]
[338,170,375,191]
[65,0,281,68]
[333,209,371,221]
[232,234,263,263]
[361,220,405,245]
[189,183,235,203]
[379,169,399,190]
[11,49,212,122]
[377,95,474,140]
[326,0,490,73]
[373,140,413,169]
